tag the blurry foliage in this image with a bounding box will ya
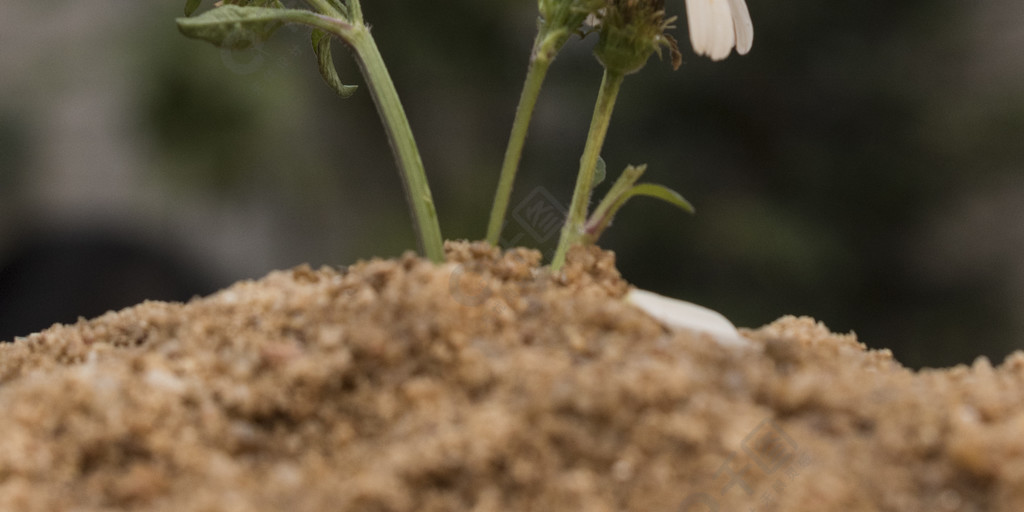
[147,61,263,193]
[136,0,1023,367]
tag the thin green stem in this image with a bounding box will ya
[346,27,444,262]
[485,32,555,245]
[551,69,625,271]
[244,10,443,261]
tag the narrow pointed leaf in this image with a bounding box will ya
[582,164,647,244]
[583,172,693,245]
[624,183,695,214]
[176,5,296,50]
[312,29,358,98]
[184,0,202,17]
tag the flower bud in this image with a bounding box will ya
[538,0,604,31]
[593,0,682,75]
[536,0,605,62]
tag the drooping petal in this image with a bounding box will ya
[685,0,736,61]
[626,288,749,348]
[727,0,754,55]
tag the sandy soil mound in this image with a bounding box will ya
[1,241,1022,511]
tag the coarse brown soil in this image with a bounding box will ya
[1,241,1023,511]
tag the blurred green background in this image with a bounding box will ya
[0,0,1021,368]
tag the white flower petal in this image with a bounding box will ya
[686,0,736,61]
[727,0,754,55]
[626,288,750,348]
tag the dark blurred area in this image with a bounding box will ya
[0,0,1021,368]
[0,231,218,338]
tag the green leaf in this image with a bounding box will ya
[184,0,202,17]
[220,0,285,7]
[312,29,359,98]
[582,166,693,245]
[582,164,646,244]
[624,183,695,214]
[176,5,294,50]
[593,155,607,189]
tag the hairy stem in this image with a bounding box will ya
[551,69,625,271]
[485,31,556,245]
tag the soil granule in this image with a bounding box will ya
[1,241,1023,511]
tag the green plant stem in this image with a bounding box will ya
[551,69,625,271]
[485,33,555,245]
[228,9,443,261]
[346,0,363,24]
[304,0,340,17]
[346,27,444,262]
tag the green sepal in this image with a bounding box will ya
[593,1,681,75]
[176,5,296,50]
[184,0,202,17]
[312,29,359,98]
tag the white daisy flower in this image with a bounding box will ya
[685,0,754,61]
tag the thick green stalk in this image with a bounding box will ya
[346,0,363,24]
[485,32,555,245]
[551,69,625,271]
[346,27,444,262]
